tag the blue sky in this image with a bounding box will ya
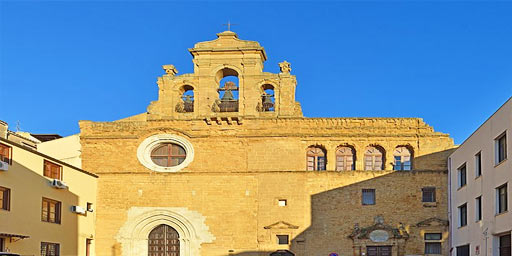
[1,1,511,144]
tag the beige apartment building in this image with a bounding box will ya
[0,121,98,256]
[449,97,511,256]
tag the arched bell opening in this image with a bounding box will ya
[214,68,239,112]
[259,84,275,112]
[176,85,194,113]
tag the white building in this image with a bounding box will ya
[449,97,511,256]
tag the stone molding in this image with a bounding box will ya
[136,134,194,172]
[116,207,215,256]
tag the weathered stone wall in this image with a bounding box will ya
[80,117,454,256]
[80,118,453,174]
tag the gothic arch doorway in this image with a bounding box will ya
[148,224,180,256]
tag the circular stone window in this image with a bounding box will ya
[137,134,194,172]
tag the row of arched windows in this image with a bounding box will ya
[306,145,413,171]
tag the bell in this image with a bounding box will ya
[262,94,273,104]
[221,89,235,101]
[183,95,193,103]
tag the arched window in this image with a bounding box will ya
[336,146,355,171]
[176,85,194,113]
[148,224,180,256]
[307,146,326,171]
[215,68,239,112]
[259,84,275,112]
[364,146,384,170]
[393,146,412,171]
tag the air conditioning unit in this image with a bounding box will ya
[0,161,8,171]
[71,205,86,214]
[50,179,68,189]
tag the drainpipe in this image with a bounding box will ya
[447,157,452,255]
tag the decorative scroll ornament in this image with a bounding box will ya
[279,61,291,74]
[162,64,178,77]
[348,215,409,240]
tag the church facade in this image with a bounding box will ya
[80,31,455,256]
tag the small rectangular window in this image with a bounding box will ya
[475,152,482,177]
[0,238,4,251]
[87,202,93,212]
[458,203,467,227]
[458,164,467,188]
[42,197,61,224]
[500,234,511,256]
[0,143,11,164]
[43,160,62,180]
[456,245,470,256]
[475,196,482,221]
[495,132,507,164]
[425,233,442,254]
[425,233,442,240]
[422,187,436,203]
[41,242,60,256]
[425,242,442,254]
[278,199,287,207]
[362,189,376,205]
[277,235,289,245]
[497,183,508,214]
[0,186,10,211]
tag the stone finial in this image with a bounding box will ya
[279,61,291,74]
[162,65,178,77]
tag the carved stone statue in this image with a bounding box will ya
[175,101,185,113]
[211,99,221,112]
[279,61,291,74]
[256,102,263,112]
[162,65,178,77]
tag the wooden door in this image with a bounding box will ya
[148,224,180,256]
[367,246,392,256]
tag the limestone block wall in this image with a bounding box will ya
[80,116,454,256]
[79,117,453,174]
[93,171,448,256]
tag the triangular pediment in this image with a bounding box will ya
[264,221,299,230]
[415,217,449,227]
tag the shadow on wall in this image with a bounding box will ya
[201,149,455,256]
[413,148,456,170]
[282,148,455,256]
[228,250,295,256]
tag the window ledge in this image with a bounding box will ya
[495,211,508,217]
[494,158,508,168]
[475,175,482,180]
[457,185,467,191]
[423,202,438,208]
[457,225,467,229]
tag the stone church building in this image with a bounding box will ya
[79,31,455,256]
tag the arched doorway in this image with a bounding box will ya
[148,224,180,256]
